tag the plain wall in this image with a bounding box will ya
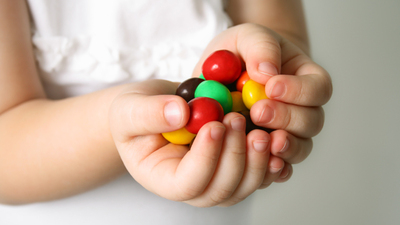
[250,0,400,224]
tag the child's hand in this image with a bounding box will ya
[109,79,283,207]
[193,23,333,184]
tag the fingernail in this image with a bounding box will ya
[257,106,275,124]
[270,165,283,174]
[211,126,226,141]
[269,82,286,99]
[258,62,278,76]
[253,140,269,153]
[279,138,289,153]
[231,117,246,132]
[164,101,182,126]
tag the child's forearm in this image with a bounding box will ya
[0,85,128,205]
[226,0,310,55]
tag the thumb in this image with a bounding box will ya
[110,93,189,142]
[236,24,282,84]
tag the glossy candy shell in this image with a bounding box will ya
[162,127,196,145]
[194,80,233,114]
[236,71,250,92]
[175,78,205,102]
[202,50,242,85]
[231,91,247,112]
[185,97,224,134]
[242,80,268,109]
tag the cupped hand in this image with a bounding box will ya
[193,23,333,184]
[109,79,282,207]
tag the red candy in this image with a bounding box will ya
[202,50,242,85]
[163,50,275,145]
[185,97,224,134]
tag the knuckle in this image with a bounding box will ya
[249,160,268,173]
[259,181,272,189]
[174,181,203,201]
[219,196,247,207]
[197,150,220,165]
[305,107,325,137]
[291,138,313,164]
[228,146,247,158]
[294,77,308,104]
[301,107,324,138]
[208,188,233,206]
[282,106,293,131]
[287,106,325,138]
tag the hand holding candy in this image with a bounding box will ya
[191,23,332,161]
[110,24,332,207]
[162,49,270,145]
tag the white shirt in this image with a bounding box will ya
[29,0,232,99]
[0,1,254,224]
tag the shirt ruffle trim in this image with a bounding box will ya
[32,34,202,85]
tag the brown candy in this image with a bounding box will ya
[175,77,205,102]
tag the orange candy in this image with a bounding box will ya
[236,71,250,92]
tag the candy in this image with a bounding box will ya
[242,80,268,109]
[163,49,277,144]
[194,80,233,114]
[162,127,196,145]
[175,77,205,102]
[231,91,247,112]
[185,97,224,134]
[236,71,250,92]
[202,50,242,85]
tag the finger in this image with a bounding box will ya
[270,37,333,106]
[259,155,285,189]
[250,99,325,138]
[172,121,226,201]
[110,93,190,141]
[274,162,293,183]
[265,72,332,107]
[191,24,282,84]
[185,113,247,207]
[119,134,190,199]
[269,129,313,164]
[218,129,271,207]
[235,24,282,83]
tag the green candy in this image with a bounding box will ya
[199,73,206,80]
[195,80,233,114]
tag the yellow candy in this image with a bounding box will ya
[242,80,268,109]
[231,91,247,112]
[162,127,196,145]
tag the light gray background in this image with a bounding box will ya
[251,0,400,224]
[1,1,399,225]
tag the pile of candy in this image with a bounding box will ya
[162,50,272,145]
